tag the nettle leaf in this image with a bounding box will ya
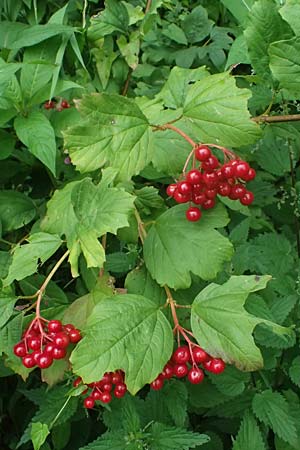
[232,411,266,450]
[289,356,300,387]
[3,233,62,286]
[78,433,125,450]
[0,190,36,232]
[41,174,135,276]
[244,0,293,81]
[177,72,261,147]
[70,294,173,395]
[191,275,293,371]
[14,111,56,175]
[143,203,233,290]
[252,390,297,447]
[269,37,300,99]
[208,366,250,397]
[148,422,210,450]
[64,93,152,181]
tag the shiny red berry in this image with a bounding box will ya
[37,353,53,369]
[234,161,250,179]
[53,332,70,349]
[84,396,95,409]
[166,184,177,197]
[100,392,112,403]
[13,342,27,357]
[52,347,66,359]
[244,167,256,181]
[173,363,189,378]
[229,184,246,200]
[201,155,219,171]
[205,188,217,199]
[61,100,70,109]
[161,363,174,379]
[73,377,82,387]
[114,382,127,397]
[186,206,202,222]
[173,346,190,364]
[221,164,235,179]
[209,358,226,374]
[187,368,204,384]
[22,354,36,368]
[64,324,75,333]
[192,192,206,205]
[111,372,123,384]
[191,346,209,364]
[92,389,102,400]
[48,320,63,333]
[69,329,82,343]
[27,336,42,351]
[186,169,202,184]
[173,190,190,203]
[203,171,219,187]
[177,181,192,195]
[240,191,254,205]
[195,145,211,161]
[202,198,215,210]
[44,100,55,109]
[150,376,164,390]
[218,182,231,196]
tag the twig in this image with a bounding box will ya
[252,114,300,123]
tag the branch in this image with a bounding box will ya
[252,114,300,123]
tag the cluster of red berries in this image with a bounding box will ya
[44,99,71,111]
[166,145,256,222]
[150,344,225,390]
[73,371,127,409]
[13,319,81,370]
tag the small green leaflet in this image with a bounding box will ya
[87,0,129,41]
[41,173,135,276]
[148,423,210,450]
[0,293,17,328]
[3,233,62,286]
[31,422,50,450]
[143,203,233,289]
[14,111,57,175]
[280,0,300,35]
[269,37,300,100]
[289,356,300,387]
[0,190,36,232]
[64,93,153,180]
[232,411,266,450]
[252,390,297,447]
[191,275,293,371]
[70,294,173,395]
[244,0,293,82]
[177,72,261,147]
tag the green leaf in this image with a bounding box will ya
[252,390,297,446]
[254,128,291,175]
[117,30,140,70]
[208,366,250,397]
[0,293,17,328]
[232,411,266,450]
[244,0,293,81]
[41,175,135,276]
[220,0,255,24]
[64,93,152,180]
[14,111,57,175]
[161,381,188,427]
[0,190,36,232]
[279,0,300,35]
[191,275,293,371]
[181,5,212,44]
[289,356,300,387]
[226,35,250,69]
[0,129,16,160]
[162,24,188,45]
[8,23,74,49]
[70,294,173,394]
[3,233,62,286]
[78,433,125,450]
[148,422,210,449]
[158,66,209,109]
[87,0,129,41]
[143,203,233,289]
[20,41,56,101]
[269,37,300,99]
[179,72,261,147]
[31,422,50,450]
[125,265,166,306]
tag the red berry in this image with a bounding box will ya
[73,377,82,387]
[102,382,113,392]
[195,145,211,161]
[192,192,206,205]
[27,336,42,351]
[203,359,213,371]
[48,320,62,333]
[92,389,102,400]
[22,354,36,368]
[173,190,190,203]
[202,198,215,210]
[209,358,226,374]
[61,100,70,109]
[186,206,202,222]
[240,191,254,205]
[229,184,246,200]
[173,346,190,364]
[69,329,82,343]
[37,353,53,369]
[218,182,231,197]
[187,368,204,384]
[191,346,209,364]
[111,372,123,384]
[166,184,177,197]
[177,181,192,195]
[203,171,219,187]
[53,332,70,349]
[52,347,66,359]
[32,350,42,364]
[114,382,127,397]
[100,392,112,403]
[201,156,219,171]
[64,324,75,333]
[44,343,55,356]
[192,183,205,193]
[173,363,188,378]
[221,164,235,179]
[84,396,95,409]
[13,342,27,357]
[101,372,112,384]
[234,161,250,179]
[186,169,202,184]
[244,167,256,181]
[161,363,174,379]
[44,100,55,109]
[150,376,164,390]
[205,188,217,199]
